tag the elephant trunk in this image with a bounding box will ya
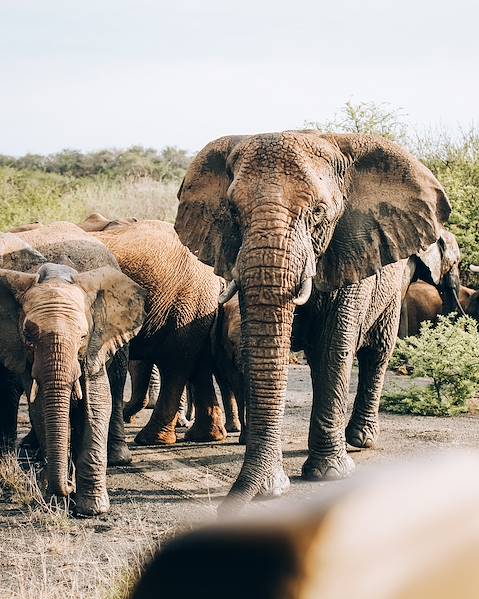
[35,338,77,497]
[224,213,310,508]
[441,269,463,316]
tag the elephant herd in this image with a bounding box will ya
[0,130,473,517]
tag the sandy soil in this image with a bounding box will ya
[0,365,478,597]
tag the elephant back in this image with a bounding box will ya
[15,221,120,272]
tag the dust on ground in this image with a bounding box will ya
[1,365,478,597]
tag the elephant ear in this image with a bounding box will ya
[75,267,147,374]
[175,135,248,279]
[0,269,38,373]
[414,228,460,286]
[314,134,451,290]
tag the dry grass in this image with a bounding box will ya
[61,176,179,224]
[0,453,161,598]
[0,521,158,599]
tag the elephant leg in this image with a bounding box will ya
[107,346,132,466]
[398,297,409,339]
[74,366,111,516]
[346,298,401,449]
[302,305,358,481]
[134,366,186,446]
[0,366,23,453]
[215,369,241,434]
[177,388,192,427]
[185,358,226,443]
[147,365,160,409]
[124,360,155,422]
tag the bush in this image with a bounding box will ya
[416,128,479,286]
[382,315,479,416]
[305,100,408,142]
[0,145,191,181]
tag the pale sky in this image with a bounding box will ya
[1,0,477,155]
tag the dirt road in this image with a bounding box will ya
[1,365,478,598]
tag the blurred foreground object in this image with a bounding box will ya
[131,452,479,599]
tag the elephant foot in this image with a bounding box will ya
[184,407,226,443]
[123,406,141,423]
[176,414,192,428]
[257,465,290,498]
[238,430,247,445]
[302,451,355,481]
[74,490,110,517]
[345,419,379,449]
[225,417,242,434]
[134,425,177,446]
[107,442,132,466]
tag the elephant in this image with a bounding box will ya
[398,228,462,338]
[174,131,450,509]
[0,223,146,515]
[84,218,231,446]
[401,281,475,336]
[125,298,243,434]
[125,362,196,428]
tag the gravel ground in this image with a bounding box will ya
[1,365,478,597]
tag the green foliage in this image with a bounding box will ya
[416,128,479,286]
[0,145,190,181]
[0,168,179,231]
[0,144,188,230]
[0,167,85,230]
[382,315,479,416]
[305,100,408,142]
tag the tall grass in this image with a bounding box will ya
[0,169,180,231]
[63,176,179,224]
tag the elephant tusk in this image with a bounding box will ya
[73,379,83,401]
[219,280,238,305]
[469,264,479,273]
[29,379,39,403]
[293,277,313,306]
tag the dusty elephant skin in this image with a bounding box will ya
[174,131,451,510]
[0,223,146,516]
[86,219,230,446]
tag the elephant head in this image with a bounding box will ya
[175,131,450,509]
[412,228,461,314]
[0,262,146,497]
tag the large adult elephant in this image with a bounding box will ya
[0,223,145,515]
[174,131,450,509]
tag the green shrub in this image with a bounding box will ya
[417,128,479,286]
[382,315,479,416]
[0,145,190,181]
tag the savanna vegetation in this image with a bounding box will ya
[0,146,189,230]
[381,315,479,416]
